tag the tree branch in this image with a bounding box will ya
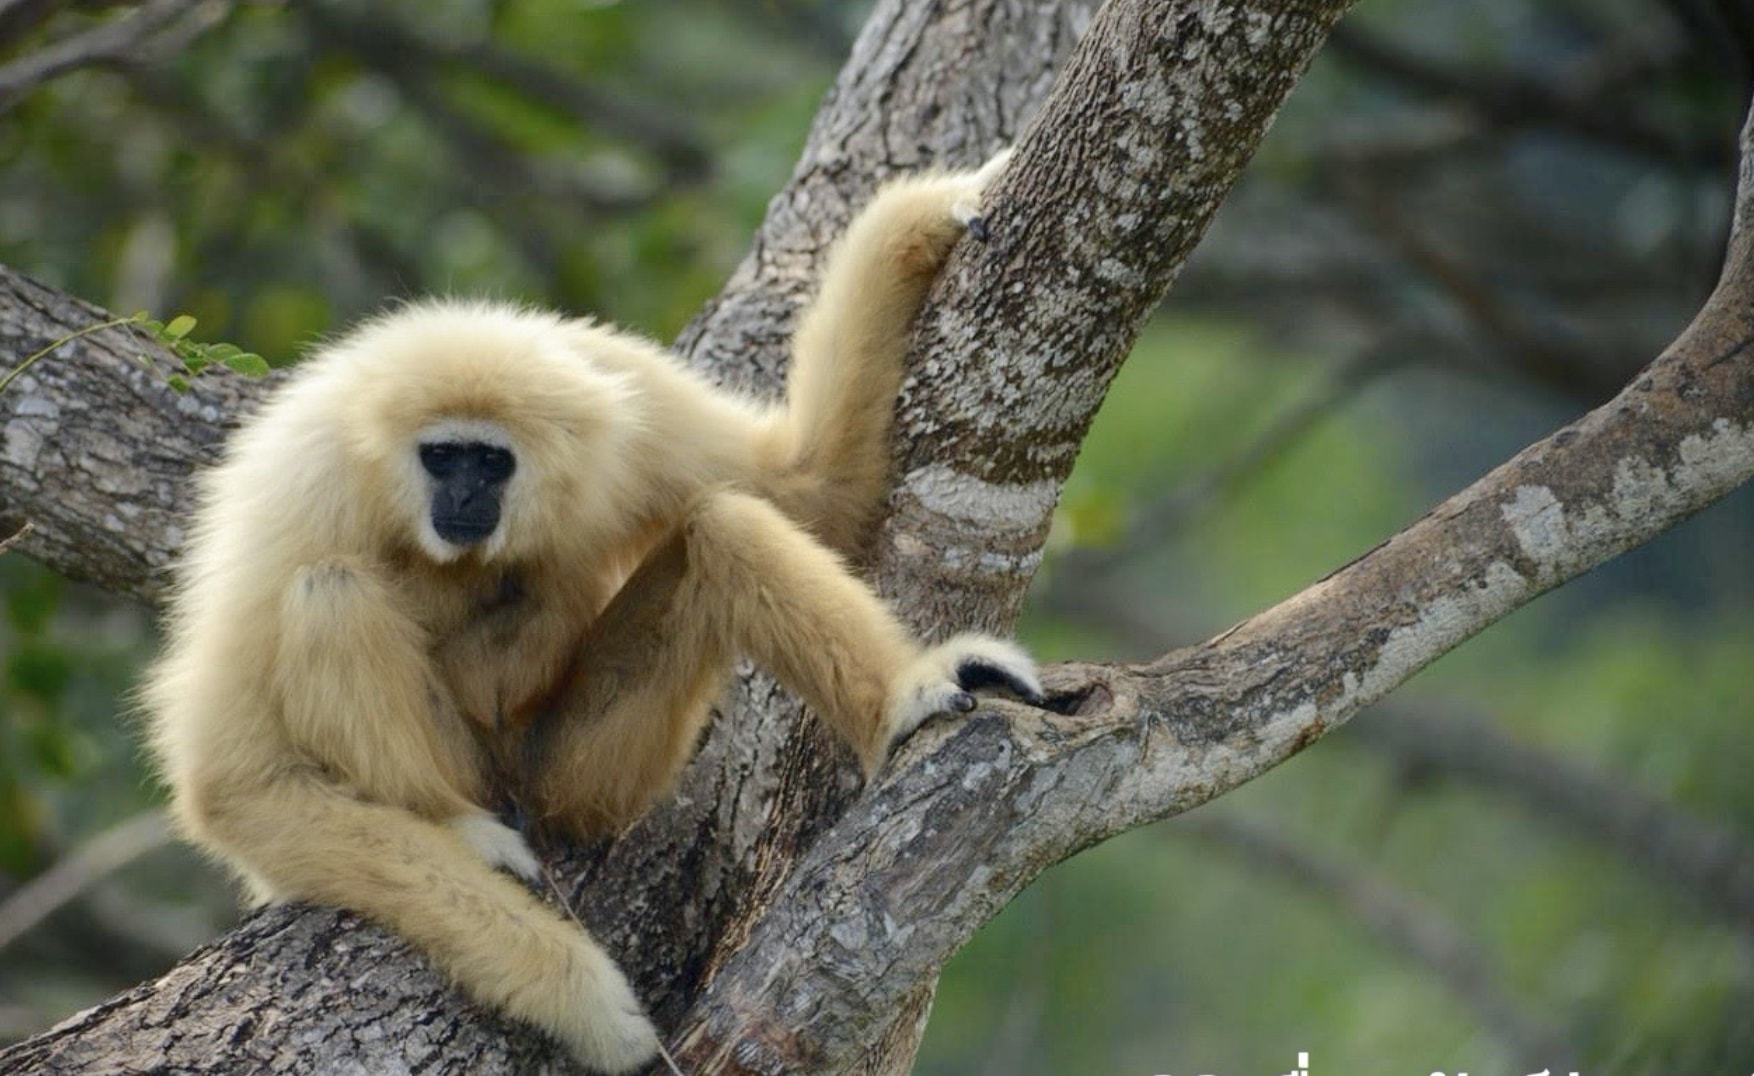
[6,2,1754,1074]
[1349,706,1754,931]
[1327,22,1728,170]
[0,0,230,114]
[1183,813,1573,1066]
[667,88,1754,1072]
[0,268,265,602]
[0,810,172,957]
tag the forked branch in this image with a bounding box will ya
[669,83,1754,1076]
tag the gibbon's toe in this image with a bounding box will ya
[949,146,1015,238]
[885,632,1043,745]
[450,811,542,881]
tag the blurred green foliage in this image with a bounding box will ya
[2,0,1752,1071]
[925,325,1754,1075]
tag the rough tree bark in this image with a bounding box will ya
[2,0,1752,1073]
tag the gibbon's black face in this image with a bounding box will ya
[419,440,517,547]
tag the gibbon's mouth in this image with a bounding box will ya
[433,517,498,546]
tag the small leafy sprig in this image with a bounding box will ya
[131,313,271,391]
[0,311,270,396]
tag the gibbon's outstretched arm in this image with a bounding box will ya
[526,488,1040,834]
[144,152,1037,1076]
[572,152,1013,558]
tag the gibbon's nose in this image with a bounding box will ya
[432,478,503,545]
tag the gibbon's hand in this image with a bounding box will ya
[562,950,663,1076]
[884,634,1045,753]
[950,147,1014,242]
[450,811,541,881]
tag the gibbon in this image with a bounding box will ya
[142,152,1040,1074]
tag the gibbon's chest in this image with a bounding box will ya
[422,566,591,737]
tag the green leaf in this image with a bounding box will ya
[167,374,191,393]
[223,352,271,378]
[164,314,197,339]
[182,353,213,375]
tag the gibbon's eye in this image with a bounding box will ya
[419,442,462,478]
[478,445,516,482]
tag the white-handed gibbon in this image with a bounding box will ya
[142,152,1040,1074]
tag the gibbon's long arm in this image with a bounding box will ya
[570,154,1011,559]
[772,155,1010,554]
[528,488,1040,834]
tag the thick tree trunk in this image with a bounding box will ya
[5,0,1753,1073]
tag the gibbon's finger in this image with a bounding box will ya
[954,658,1047,707]
[885,632,1044,746]
[950,145,1016,240]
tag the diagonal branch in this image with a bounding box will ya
[1349,706,1754,931]
[1183,813,1574,1066]
[1327,23,1728,170]
[674,0,1362,1066]
[0,0,231,114]
[672,90,1754,1076]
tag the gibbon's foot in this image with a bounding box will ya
[450,811,541,881]
[557,945,663,1075]
[951,147,1015,242]
[884,633,1044,748]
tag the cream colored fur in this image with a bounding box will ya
[143,154,1036,1073]
[886,633,1043,744]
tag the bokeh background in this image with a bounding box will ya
[2,1,1752,1073]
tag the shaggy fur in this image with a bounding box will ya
[142,154,1039,1073]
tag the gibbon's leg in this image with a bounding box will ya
[764,150,1012,556]
[187,560,663,1071]
[193,775,660,1073]
[527,488,1041,835]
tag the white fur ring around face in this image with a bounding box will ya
[885,632,1044,744]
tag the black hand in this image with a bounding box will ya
[954,659,1045,706]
